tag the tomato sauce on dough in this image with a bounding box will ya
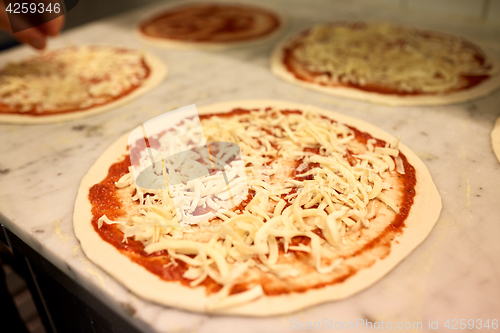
[88,108,417,295]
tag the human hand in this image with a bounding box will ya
[0,1,64,50]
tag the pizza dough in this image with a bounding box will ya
[492,116,500,163]
[0,46,167,124]
[271,22,500,106]
[74,100,441,315]
[136,3,286,51]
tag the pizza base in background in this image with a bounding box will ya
[137,3,286,50]
[492,116,500,163]
[271,22,500,106]
[74,100,442,315]
[0,46,167,124]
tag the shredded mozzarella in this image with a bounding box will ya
[0,46,148,113]
[289,22,492,94]
[100,107,407,308]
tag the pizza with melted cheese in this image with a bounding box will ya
[74,100,441,315]
[271,22,500,106]
[137,3,285,50]
[0,46,166,124]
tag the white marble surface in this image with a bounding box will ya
[1,0,500,332]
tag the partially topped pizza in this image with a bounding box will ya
[137,3,285,50]
[74,100,441,315]
[0,46,166,124]
[272,22,500,106]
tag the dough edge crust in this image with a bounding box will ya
[0,49,167,124]
[73,99,442,316]
[270,30,500,107]
[134,1,287,51]
[491,116,500,163]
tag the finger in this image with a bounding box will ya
[0,2,12,31]
[38,15,65,37]
[13,27,46,50]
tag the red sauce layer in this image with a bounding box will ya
[283,23,491,96]
[88,108,417,296]
[0,54,151,117]
[139,3,280,43]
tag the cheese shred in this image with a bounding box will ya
[99,107,407,309]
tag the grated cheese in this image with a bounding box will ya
[289,22,493,94]
[0,46,148,113]
[100,107,407,308]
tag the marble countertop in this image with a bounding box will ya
[1,0,499,332]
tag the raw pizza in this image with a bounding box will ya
[271,22,500,106]
[0,46,166,124]
[74,100,441,315]
[137,3,285,50]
